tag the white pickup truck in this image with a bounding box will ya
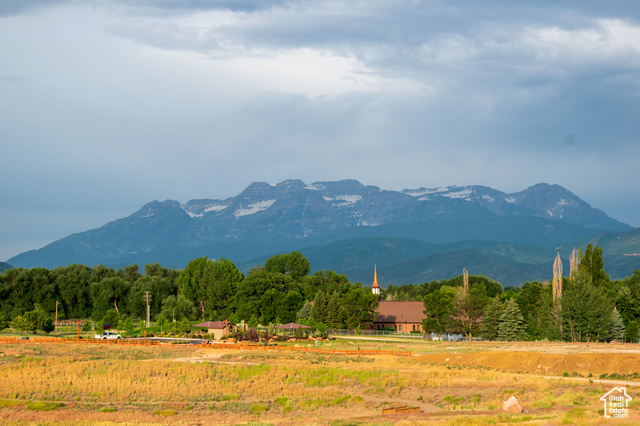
[94,331,122,340]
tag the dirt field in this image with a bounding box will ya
[0,339,639,425]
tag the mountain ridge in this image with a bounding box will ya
[6,180,636,285]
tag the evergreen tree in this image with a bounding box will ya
[562,270,613,342]
[578,244,609,287]
[296,301,312,323]
[609,307,626,341]
[498,300,527,341]
[326,292,342,328]
[310,291,328,324]
[626,320,640,343]
[481,297,504,341]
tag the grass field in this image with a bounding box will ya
[0,337,639,425]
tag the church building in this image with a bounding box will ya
[369,266,426,333]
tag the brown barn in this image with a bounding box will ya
[371,301,425,332]
[366,267,425,332]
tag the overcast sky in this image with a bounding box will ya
[1,0,639,261]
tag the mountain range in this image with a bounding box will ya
[7,180,639,286]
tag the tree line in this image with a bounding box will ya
[414,244,640,342]
[0,252,378,333]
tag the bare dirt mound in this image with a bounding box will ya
[417,351,640,377]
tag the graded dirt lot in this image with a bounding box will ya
[0,339,639,425]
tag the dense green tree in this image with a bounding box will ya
[11,315,35,333]
[24,304,54,334]
[562,270,613,342]
[452,283,491,339]
[578,244,609,287]
[296,301,312,323]
[422,275,503,298]
[54,264,92,319]
[156,314,167,332]
[127,275,176,319]
[515,281,559,340]
[278,291,304,324]
[204,258,242,320]
[326,292,342,328]
[340,287,378,329]
[235,267,292,315]
[0,314,8,331]
[258,288,282,324]
[90,276,130,320]
[121,264,141,284]
[176,257,211,320]
[30,268,57,314]
[626,320,639,343]
[89,265,117,284]
[385,284,425,301]
[81,321,93,332]
[609,307,626,341]
[264,252,310,280]
[310,291,328,324]
[123,318,135,335]
[481,297,505,340]
[302,270,351,301]
[422,286,457,334]
[102,309,120,328]
[161,295,197,322]
[498,300,527,341]
[247,314,259,328]
[616,272,640,325]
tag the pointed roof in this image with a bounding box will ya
[372,265,380,288]
[192,321,235,329]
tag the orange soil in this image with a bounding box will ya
[417,350,640,376]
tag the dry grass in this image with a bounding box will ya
[0,340,638,425]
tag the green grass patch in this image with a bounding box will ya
[250,404,269,415]
[0,399,25,408]
[99,406,116,412]
[26,401,65,411]
[155,409,177,416]
[237,364,270,380]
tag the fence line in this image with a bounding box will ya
[0,336,412,357]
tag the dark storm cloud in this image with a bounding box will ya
[1,0,639,260]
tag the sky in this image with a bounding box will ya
[1,0,640,261]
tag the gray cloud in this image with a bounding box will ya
[1,0,639,260]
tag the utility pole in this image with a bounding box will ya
[144,291,152,328]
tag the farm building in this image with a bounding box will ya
[192,321,236,340]
[368,267,426,332]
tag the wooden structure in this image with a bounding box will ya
[371,301,426,333]
[192,320,236,340]
[381,405,420,414]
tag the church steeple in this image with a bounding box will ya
[371,265,380,295]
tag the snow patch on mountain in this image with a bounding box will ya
[183,204,229,218]
[323,195,362,205]
[404,187,449,197]
[505,197,515,203]
[442,189,472,200]
[234,200,276,217]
